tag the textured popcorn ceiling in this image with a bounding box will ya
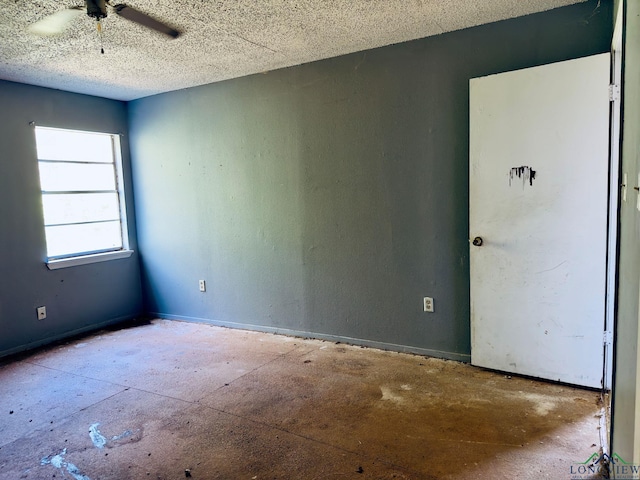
[0,0,584,101]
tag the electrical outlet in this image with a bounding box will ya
[199,280,206,292]
[37,306,47,320]
[423,297,434,313]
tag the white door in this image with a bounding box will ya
[469,54,610,389]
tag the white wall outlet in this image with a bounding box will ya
[423,297,434,313]
[199,280,206,292]
[37,306,47,320]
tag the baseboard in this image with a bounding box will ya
[150,312,471,363]
[0,314,138,360]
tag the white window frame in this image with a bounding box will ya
[34,126,133,269]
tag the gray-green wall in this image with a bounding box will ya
[129,1,612,361]
[612,0,640,462]
[0,81,143,357]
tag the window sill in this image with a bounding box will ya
[46,250,134,270]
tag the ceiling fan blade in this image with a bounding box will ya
[28,7,83,36]
[114,5,180,38]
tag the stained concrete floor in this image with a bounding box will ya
[0,319,604,480]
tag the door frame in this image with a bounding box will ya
[604,1,623,393]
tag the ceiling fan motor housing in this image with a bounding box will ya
[86,0,107,19]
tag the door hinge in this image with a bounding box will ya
[604,330,613,346]
[609,84,620,102]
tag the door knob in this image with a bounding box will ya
[472,237,483,246]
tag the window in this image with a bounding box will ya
[34,126,132,268]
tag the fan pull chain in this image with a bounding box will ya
[97,19,105,54]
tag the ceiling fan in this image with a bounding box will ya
[28,0,180,39]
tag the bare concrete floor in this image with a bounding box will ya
[0,319,604,479]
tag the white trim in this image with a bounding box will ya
[603,6,624,391]
[46,249,134,270]
[112,134,131,251]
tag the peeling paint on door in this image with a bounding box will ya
[509,166,537,187]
